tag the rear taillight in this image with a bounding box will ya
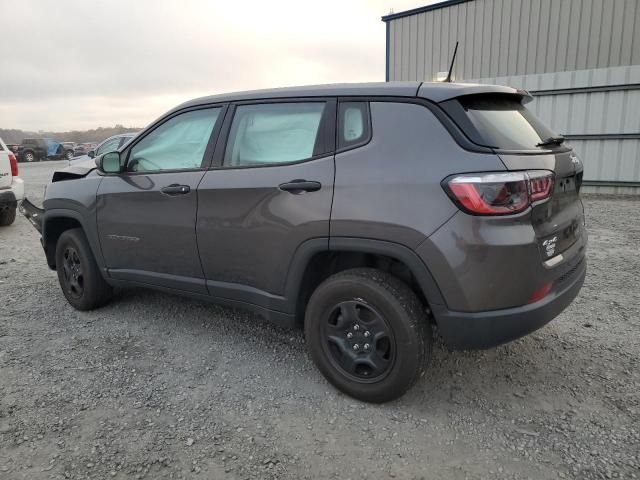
[9,153,18,177]
[443,170,554,216]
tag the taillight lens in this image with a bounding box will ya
[444,170,554,216]
[9,153,18,177]
[527,170,554,201]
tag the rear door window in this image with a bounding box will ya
[441,94,559,151]
[224,102,326,167]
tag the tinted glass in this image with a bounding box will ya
[96,137,122,156]
[129,108,221,172]
[224,102,325,167]
[338,102,370,149]
[448,94,557,150]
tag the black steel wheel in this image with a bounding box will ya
[322,300,395,382]
[305,268,431,403]
[61,246,84,298]
[55,228,113,310]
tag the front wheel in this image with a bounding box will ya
[55,228,113,310]
[305,268,431,403]
[24,151,35,162]
[65,150,74,160]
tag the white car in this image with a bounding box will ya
[0,137,24,226]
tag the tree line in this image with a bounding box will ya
[0,125,141,145]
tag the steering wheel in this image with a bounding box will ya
[129,156,162,172]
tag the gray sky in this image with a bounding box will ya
[0,0,431,131]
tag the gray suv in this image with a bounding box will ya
[21,82,587,403]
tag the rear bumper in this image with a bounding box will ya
[433,256,586,350]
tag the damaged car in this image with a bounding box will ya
[21,82,587,402]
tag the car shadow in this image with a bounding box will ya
[108,286,577,412]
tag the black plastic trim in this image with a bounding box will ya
[328,237,446,307]
[433,257,586,350]
[107,278,296,329]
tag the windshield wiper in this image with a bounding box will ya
[536,135,565,147]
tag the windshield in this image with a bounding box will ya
[443,94,560,151]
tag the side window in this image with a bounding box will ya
[128,108,221,172]
[224,102,325,167]
[338,102,370,150]
[96,137,121,156]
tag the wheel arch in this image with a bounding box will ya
[285,237,446,326]
[42,209,104,273]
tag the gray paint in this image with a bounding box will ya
[418,148,585,312]
[96,170,208,293]
[331,101,504,247]
[33,82,588,351]
[196,156,334,296]
[171,82,519,113]
[385,0,640,82]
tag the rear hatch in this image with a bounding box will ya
[440,92,585,262]
[0,141,12,189]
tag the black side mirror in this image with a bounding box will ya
[97,151,122,173]
[88,150,95,159]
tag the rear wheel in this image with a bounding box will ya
[24,151,35,162]
[55,228,113,310]
[0,207,16,226]
[65,150,73,160]
[305,268,431,403]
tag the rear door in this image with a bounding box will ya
[196,99,335,309]
[97,106,226,293]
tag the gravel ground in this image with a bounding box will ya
[1,161,638,480]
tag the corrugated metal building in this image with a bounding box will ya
[382,0,640,193]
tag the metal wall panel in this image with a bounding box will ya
[386,0,640,81]
[471,66,640,192]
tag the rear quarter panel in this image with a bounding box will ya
[330,101,505,247]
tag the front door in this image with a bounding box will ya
[197,100,335,310]
[97,106,225,293]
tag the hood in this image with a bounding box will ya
[52,157,97,182]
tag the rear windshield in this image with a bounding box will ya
[442,94,559,151]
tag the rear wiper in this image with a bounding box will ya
[536,135,565,147]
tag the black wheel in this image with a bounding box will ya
[0,207,16,226]
[55,228,113,310]
[305,268,431,403]
[65,150,73,160]
[24,151,35,162]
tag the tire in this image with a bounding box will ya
[304,268,432,403]
[65,150,73,160]
[0,207,16,226]
[24,151,35,163]
[55,228,113,310]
